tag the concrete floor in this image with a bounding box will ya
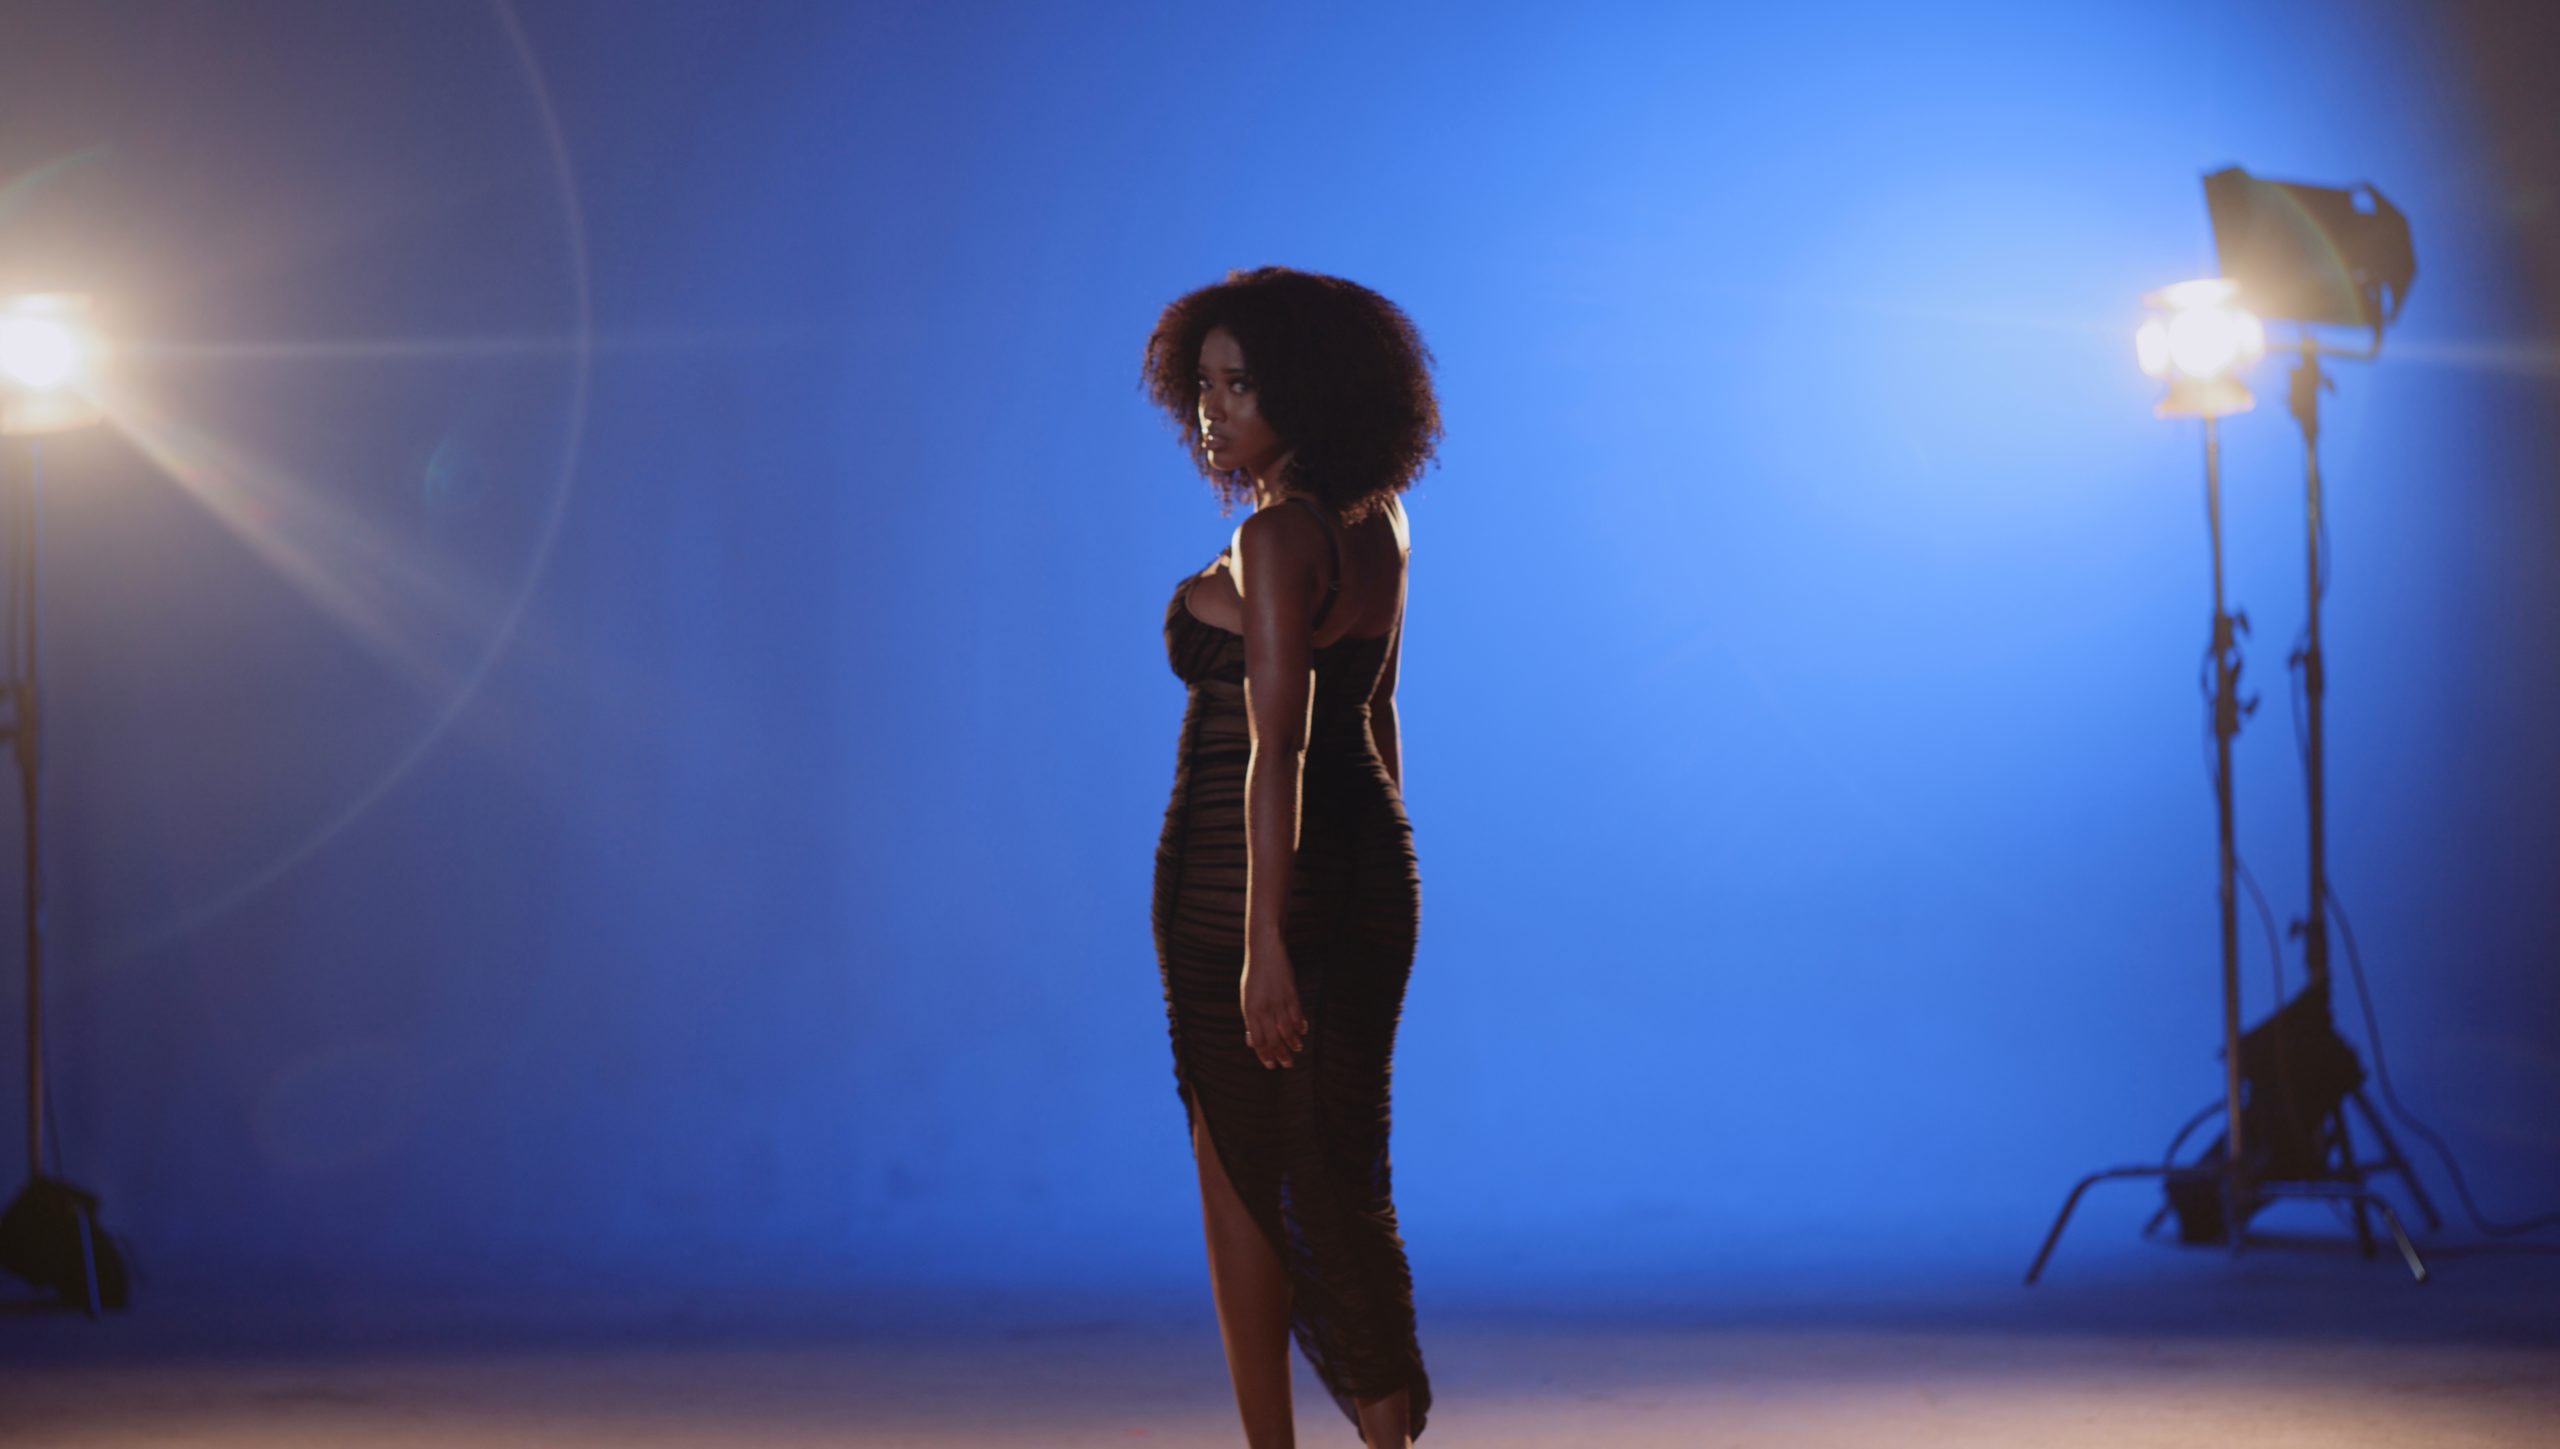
[4,1230,2557,1447]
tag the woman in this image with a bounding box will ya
[1145,266,1441,1448]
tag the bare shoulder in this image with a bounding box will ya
[1230,502,1328,595]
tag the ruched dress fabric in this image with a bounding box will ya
[1151,494,1431,1440]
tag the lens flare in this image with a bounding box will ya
[2166,304,2263,379]
[2135,318,2171,378]
[0,314,81,390]
[0,1,592,954]
[2137,278,2264,418]
[0,294,107,434]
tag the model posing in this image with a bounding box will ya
[1145,266,1442,1448]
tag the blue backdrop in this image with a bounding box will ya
[0,0,2553,1296]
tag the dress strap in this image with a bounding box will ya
[1285,493,1343,629]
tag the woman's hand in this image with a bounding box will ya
[1241,937,1309,1069]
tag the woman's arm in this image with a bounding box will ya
[1371,700,1400,794]
[1369,618,1401,793]
[1236,504,1328,955]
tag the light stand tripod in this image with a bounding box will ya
[0,294,124,1311]
[2115,338,2446,1260]
[2025,167,2437,1283]
[0,437,122,1314]
[2027,407,2426,1285]
[2256,335,2443,1241]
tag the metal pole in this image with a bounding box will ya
[2205,416,2245,1186]
[15,438,39,1179]
[2291,339,2331,992]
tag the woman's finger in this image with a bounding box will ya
[1258,1017,1292,1069]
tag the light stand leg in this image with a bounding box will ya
[2368,1190,2429,1283]
[2257,1178,2429,1283]
[73,1194,99,1318]
[2331,1100,2378,1259]
[2349,1088,2444,1232]
[2025,1169,2111,1285]
[2029,1166,2193,1285]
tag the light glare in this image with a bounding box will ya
[0,293,108,435]
[2135,279,2264,383]
[2168,306,2245,379]
[2137,277,2263,419]
[2135,318,2171,378]
[2156,277,2240,313]
[0,312,83,391]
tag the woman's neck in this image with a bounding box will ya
[1249,452,1300,509]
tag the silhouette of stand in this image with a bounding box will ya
[2026,402,2429,1286]
[0,438,125,1315]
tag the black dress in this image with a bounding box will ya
[1152,493,1432,1439]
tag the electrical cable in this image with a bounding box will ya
[2283,430,2560,1238]
[2237,858,2286,1009]
[2329,884,2560,1236]
[2162,1098,2221,1167]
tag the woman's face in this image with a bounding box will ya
[1196,325,1285,482]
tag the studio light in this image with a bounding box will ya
[2202,166,2414,343]
[2030,168,2435,1286]
[0,293,106,437]
[2136,278,2264,419]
